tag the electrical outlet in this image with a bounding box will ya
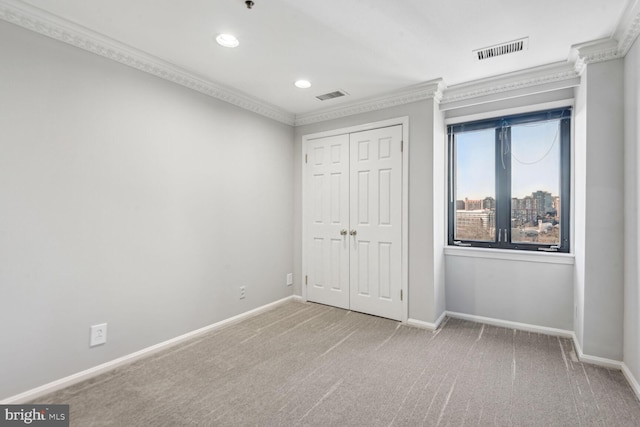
[90,323,107,347]
[286,273,293,286]
[239,286,246,299]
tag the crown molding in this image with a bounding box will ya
[0,0,295,126]
[572,3,640,73]
[615,0,640,56]
[571,38,622,75]
[440,62,580,108]
[294,80,444,127]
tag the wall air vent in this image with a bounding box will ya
[316,90,348,101]
[473,37,529,61]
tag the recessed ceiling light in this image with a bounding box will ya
[295,80,311,89]
[216,34,239,48]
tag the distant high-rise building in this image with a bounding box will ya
[512,196,537,225]
[552,196,560,220]
[464,198,483,211]
[532,190,553,217]
[483,197,496,210]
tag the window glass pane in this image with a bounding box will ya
[454,129,495,241]
[510,120,561,245]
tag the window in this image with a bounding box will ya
[447,108,571,252]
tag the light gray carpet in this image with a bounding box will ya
[37,301,640,426]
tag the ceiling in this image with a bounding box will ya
[12,0,634,116]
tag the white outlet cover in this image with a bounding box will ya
[286,273,293,286]
[90,323,107,347]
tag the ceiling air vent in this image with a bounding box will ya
[316,90,348,101]
[473,37,529,61]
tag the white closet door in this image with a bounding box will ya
[349,125,403,321]
[305,134,350,309]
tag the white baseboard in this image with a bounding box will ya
[445,311,574,338]
[407,318,437,330]
[622,363,640,401]
[570,333,623,369]
[434,310,447,329]
[444,311,629,372]
[1,295,297,404]
[407,311,446,331]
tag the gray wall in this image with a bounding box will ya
[574,59,625,360]
[293,99,446,324]
[446,256,574,330]
[0,21,294,400]
[624,36,640,381]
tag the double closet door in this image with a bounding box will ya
[305,125,403,321]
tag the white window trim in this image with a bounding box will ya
[444,246,575,265]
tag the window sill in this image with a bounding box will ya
[444,246,575,265]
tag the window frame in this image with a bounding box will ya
[447,108,571,253]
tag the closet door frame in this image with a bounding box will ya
[301,117,409,323]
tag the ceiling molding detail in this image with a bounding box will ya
[616,0,640,56]
[0,0,295,126]
[294,80,445,127]
[573,5,640,73]
[440,63,580,106]
[572,39,622,75]
[580,46,621,64]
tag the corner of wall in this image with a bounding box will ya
[432,103,447,320]
[572,71,587,351]
[623,33,640,389]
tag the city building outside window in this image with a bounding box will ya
[447,108,571,252]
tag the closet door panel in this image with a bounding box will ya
[349,126,403,321]
[305,134,350,309]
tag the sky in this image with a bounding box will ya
[456,120,560,200]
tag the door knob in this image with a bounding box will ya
[340,229,348,236]
[350,230,357,236]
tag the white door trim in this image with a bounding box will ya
[301,117,409,323]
